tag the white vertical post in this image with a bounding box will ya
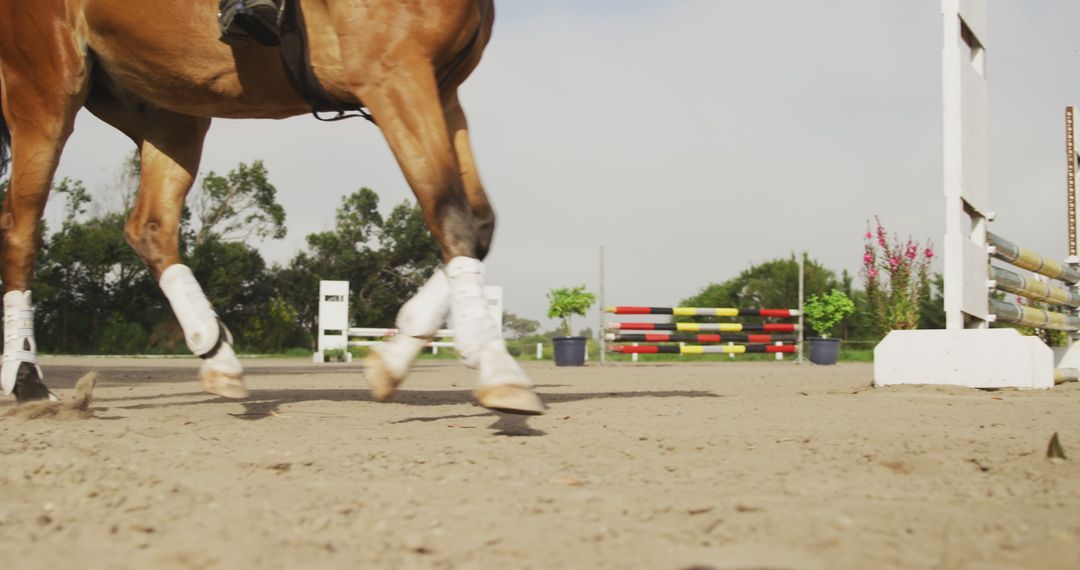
[1068,106,1078,260]
[536,342,542,359]
[876,0,1054,389]
[632,343,638,363]
[1067,106,1080,349]
[316,280,350,363]
[797,253,805,365]
[775,341,783,361]
[599,245,606,366]
[942,0,992,329]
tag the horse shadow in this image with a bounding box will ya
[35,363,725,436]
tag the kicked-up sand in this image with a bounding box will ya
[0,356,1078,569]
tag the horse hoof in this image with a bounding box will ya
[200,370,248,399]
[12,362,55,403]
[474,385,546,416]
[364,351,402,402]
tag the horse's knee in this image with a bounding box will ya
[124,218,175,272]
[123,218,153,255]
[473,209,495,260]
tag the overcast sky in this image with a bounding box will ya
[49,0,1080,332]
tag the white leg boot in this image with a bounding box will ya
[446,257,545,415]
[365,269,451,401]
[2,290,54,401]
[159,265,246,398]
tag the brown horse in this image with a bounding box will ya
[0,0,544,414]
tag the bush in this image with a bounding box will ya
[804,290,855,338]
[546,285,596,337]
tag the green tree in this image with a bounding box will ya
[680,255,839,322]
[281,188,440,340]
[191,161,286,247]
[503,311,540,339]
[34,177,161,353]
[31,157,293,355]
[918,272,945,330]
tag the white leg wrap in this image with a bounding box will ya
[397,269,451,336]
[371,269,451,380]
[2,290,42,395]
[201,341,243,380]
[159,264,223,356]
[446,257,530,388]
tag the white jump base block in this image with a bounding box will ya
[874,329,1056,389]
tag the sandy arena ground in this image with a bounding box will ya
[1,356,1078,570]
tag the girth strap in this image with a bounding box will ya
[278,0,374,122]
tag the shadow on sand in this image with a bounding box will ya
[27,363,724,436]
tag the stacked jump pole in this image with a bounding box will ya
[875,0,1080,389]
[604,306,801,359]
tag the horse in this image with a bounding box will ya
[0,0,545,415]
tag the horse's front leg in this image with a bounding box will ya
[354,67,544,415]
[0,10,91,401]
[87,93,247,398]
[127,118,246,399]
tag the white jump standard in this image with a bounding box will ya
[875,0,1080,389]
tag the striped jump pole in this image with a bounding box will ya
[1055,367,1079,385]
[988,232,1080,285]
[605,333,796,344]
[605,306,799,318]
[610,344,798,355]
[988,299,1080,331]
[607,322,799,333]
[606,305,801,362]
[989,266,1080,308]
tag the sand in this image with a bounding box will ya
[1,356,1078,569]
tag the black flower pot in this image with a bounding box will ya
[552,336,587,366]
[806,337,840,365]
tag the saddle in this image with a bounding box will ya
[218,0,372,120]
[217,0,484,122]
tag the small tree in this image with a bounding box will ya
[503,311,540,339]
[546,286,596,337]
[804,290,855,338]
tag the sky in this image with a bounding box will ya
[48,0,1080,332]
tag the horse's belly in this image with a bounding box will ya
[81,0,312,118]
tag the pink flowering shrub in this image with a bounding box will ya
[862,217,934,335]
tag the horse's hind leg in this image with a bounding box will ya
[0,20,90,401]
[356,68,544,415]
[83,91,247,398]
[364,91,495,402]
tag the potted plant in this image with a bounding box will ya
[803,289,855,365]
[546,285,596,366]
